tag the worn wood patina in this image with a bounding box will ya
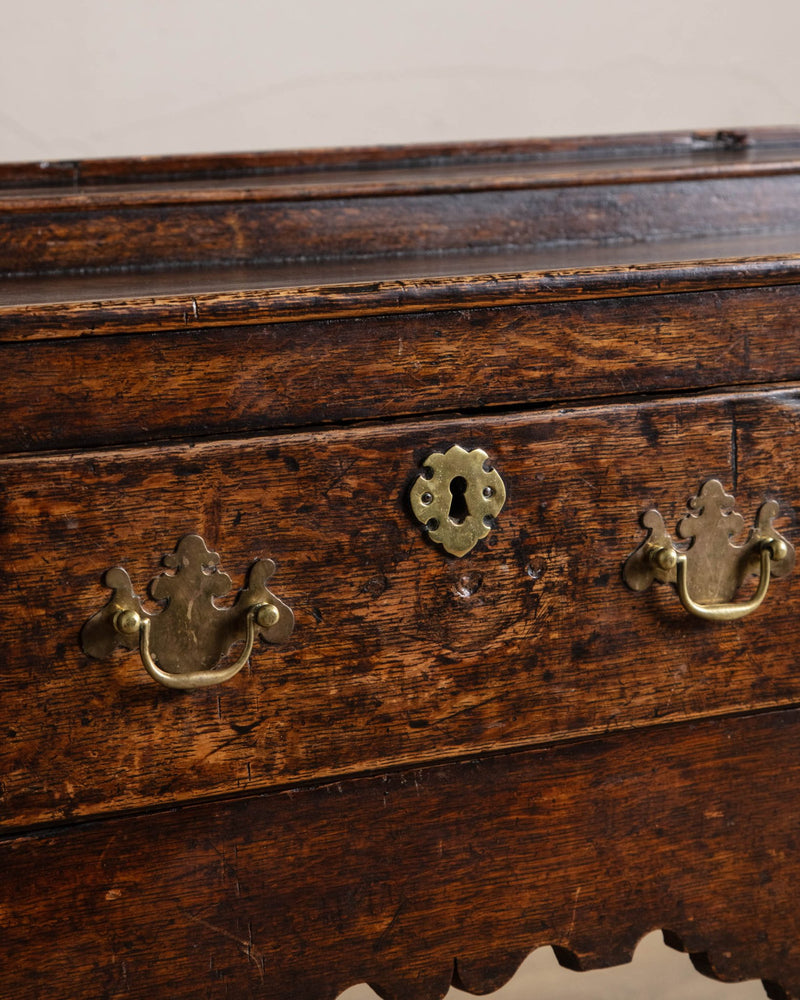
[1,129,800,998]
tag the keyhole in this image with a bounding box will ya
[448,476,469,524]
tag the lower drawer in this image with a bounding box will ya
[3,708,800,999]
[1,387,799,829]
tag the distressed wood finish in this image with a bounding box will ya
[3,283,800,453]
[1,388,799,830]
[3,708,800,1000]
[6,173,800,277]
[3,130,800,277]
[2,237,800,343]
[4,130,800,998]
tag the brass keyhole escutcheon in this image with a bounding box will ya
[410,445,506,557]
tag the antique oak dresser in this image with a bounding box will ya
[2,129,800,999]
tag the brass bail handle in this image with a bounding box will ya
[113,601,282,690]
[649,538,785,622]
[623,480,795,622]
[81,534,294,690]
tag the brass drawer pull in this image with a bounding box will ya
[81,534,294,689]
[623,480,794,621]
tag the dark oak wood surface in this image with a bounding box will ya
[1,388,798,830]
[4,131,800,999]
[2,127,795,189]
[3,283,800,453]
[3,707,799,1000]
[5,175,800,278]
[1,236,798,343]
[2,130,800,280]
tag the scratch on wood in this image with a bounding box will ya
[374,898,407,947]
[322,457,359,497]
[428,693,504,728]
[229,716,267,736]
[196,726,263,765]
[181,909,266,979]
[567,886,581,938]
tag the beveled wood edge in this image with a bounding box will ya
[3,254,800,342]
[0,127,794,191]
[5,155,800,214]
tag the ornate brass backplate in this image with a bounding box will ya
[81,534,294,689]
[623,480,795,621]
[410,445,506,557]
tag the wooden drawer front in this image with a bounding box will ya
[3,708,800,1000]
[1,387,798,830]
[3,283,800,453]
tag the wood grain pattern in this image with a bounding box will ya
[3,284,800,454]
[1,387,798,830]
[5,176,800,278]
[3,131,800,278]
[5,132,800,1000]
[4,247,800,344]
[3,707,800,999]
[0,127,793,189]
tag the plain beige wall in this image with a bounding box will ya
[1,0,799,161]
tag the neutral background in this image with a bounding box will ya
[1,0,799,162]
[2,1,794,996]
